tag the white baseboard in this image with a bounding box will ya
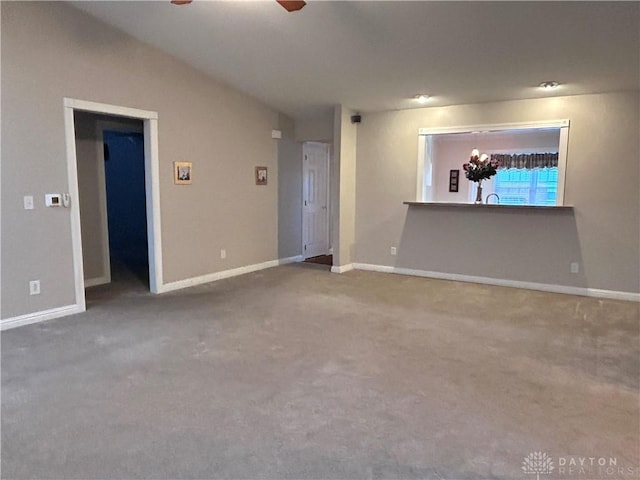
[158,255,304,293]
[0,256,304,330]
[84,275,110,288]
[586,288,640,302]
[331,263,354,274]
[1,304,85,331]
[5,258,632,332]
[353,263,640,302]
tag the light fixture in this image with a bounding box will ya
[414,94,430,104]
[539,81,560,90]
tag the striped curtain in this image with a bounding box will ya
[491,153,558,170]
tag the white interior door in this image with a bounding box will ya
[302,142,330,259]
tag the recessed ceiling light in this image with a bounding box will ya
[539,81,560,90]
[414,94,430,104]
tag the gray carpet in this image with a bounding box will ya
[2,264,639,479]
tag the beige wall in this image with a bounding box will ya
[1,2,293,318]
[354,92,640,293]
[74,114,106,283]
[295,113,334,143]
[277,114,303,259]
[332,105,357,267]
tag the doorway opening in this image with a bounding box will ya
[105,129,148,287]
[64,98,163,312]
[302,142,330,262]
[75,113,150,292]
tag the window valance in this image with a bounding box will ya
[491,152,558,170]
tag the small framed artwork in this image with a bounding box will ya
[449,169,459,193]
[255,166,268,186]
[174,161,193,185]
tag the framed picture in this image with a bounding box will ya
[449,169,459,193]
[174,161,192,185]
[255,166,268,186]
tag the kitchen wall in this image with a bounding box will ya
[354,92,639,294]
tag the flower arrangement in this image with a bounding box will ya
[463,149,500,203]
[463,149,499,183]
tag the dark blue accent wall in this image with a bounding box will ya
[103,131,148,274]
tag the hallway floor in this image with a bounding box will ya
[2,265,638,479]
[304,254,333,266]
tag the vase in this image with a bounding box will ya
[474,183,483,204]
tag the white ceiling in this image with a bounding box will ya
[71,1,639,121]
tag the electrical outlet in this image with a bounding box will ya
[29,280,40,295]
[220,249,227,259]
[570,262,579,274]
[390,246,397,256]
[24,195,34,210]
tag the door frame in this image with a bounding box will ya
[301,142,331,259]
[63,98,163,312]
